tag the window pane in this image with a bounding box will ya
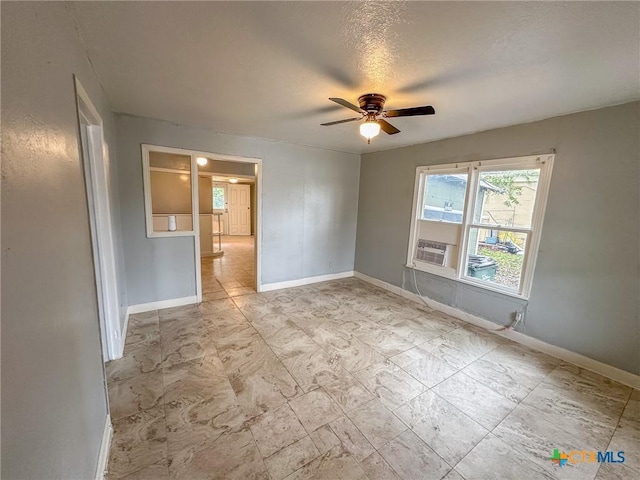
[465,227,527,291]
[148,152,193,233]
[474,169,539,228]
[149,151,191,172]
[422,173,468,224]
[212,186,225,210]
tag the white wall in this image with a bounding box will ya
[1,2,126,478]
[116,114,360,305]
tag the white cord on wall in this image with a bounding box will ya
[411,263,435,310]
[410,263,525,332]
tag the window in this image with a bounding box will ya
[212,185,226,210]
[142,145,197,237]
[408,154,554,298]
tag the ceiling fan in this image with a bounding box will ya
[321,93,435,143]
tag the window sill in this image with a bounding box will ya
[147,231,196,238]
[405,263,530,301]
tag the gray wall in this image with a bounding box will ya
[116,114,360,305]
[1,2,125,478]
[356,102,639,375]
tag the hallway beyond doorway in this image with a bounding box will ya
[201,235,255,300]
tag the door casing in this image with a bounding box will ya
[75,76,122,361]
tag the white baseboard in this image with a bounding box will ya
[260,271,354,293]
[113,310,130,360]
[112,296,199,360]
[95,414,112,480]
[354,271,640,389]
[127,295,198,315]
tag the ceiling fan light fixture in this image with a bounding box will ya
[322,94,434,142]
[360,119,380,143]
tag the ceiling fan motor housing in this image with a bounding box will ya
[322,94,433,136]
[358,93,386,114]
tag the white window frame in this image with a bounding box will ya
[142,144,199,238]
[407,154,554,299]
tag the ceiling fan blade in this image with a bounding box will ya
[329,97,363,113]
[384,105,435,117]
[379,119,400,135]
[320,117,361,126]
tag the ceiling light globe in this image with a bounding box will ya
[360,121,381,140]
[196,157,208,166]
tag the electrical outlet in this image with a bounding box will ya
[515,311,523,322]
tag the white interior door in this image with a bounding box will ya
[228,184,251,235]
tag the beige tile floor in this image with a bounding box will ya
[105,278,639,480]
[201,235,256,301]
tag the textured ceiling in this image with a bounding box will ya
[71,1,640,154]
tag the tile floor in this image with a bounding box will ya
[201,235,256,301]
[105,278,639,480]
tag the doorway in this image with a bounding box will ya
[198,171,257,300]
[141,144,262,302]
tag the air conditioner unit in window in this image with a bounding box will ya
[415,239,450,267]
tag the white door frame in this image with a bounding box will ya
[141,144,263,298]
[75,77,121,361]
